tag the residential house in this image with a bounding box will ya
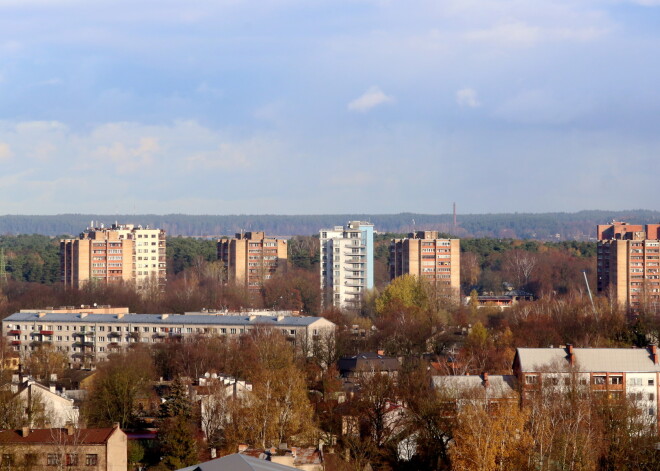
[10,378,79,427]
[0,425,126,471]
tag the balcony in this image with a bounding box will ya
[8,330,21,335]
[11,340,21,346]
[40,330,54,336]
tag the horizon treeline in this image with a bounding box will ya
[1,209,660,239]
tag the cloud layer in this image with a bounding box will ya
[0,1,658,214]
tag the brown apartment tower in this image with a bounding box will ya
[597,221,660,309]
[217,232,287,289]
[60,224,166,290]
[390,231,460,297]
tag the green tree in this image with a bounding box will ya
[375,274,429,315]
[158,416,199,470]
[160,376,193,420]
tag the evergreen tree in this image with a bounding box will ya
[158,416,199,470]
[160,376,193,420]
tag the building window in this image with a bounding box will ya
[649,379,655,386]
[85,455,98,466]
[1,454,13,468]
[24,454,37,467]
[47,454,61,466]
[593,376,606,385]
[525,375,538,384]
[610,376,623,385]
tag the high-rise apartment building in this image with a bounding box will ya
[60,224,166,290]
[597,221,660,309]
[390,231,460,297]
[320,221,374,309]
[217,232,287,289]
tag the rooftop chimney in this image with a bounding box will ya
[238,444,248,453]
[567,344,575,366]
[21,427,29,437]
[650,345,658,365]
[483,372,490,387]
[377,350,385,356]
[66,425,74,436]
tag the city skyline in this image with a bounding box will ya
[0,1,659,214]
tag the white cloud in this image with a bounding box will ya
[0,142,13,160]
[348,86,394,112]
[456,88,480,108]
[91,137,159,174]
[185,141,256,170]
[464,21,609,46]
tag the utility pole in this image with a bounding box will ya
[583,270,597,319]
[0,248,7,286]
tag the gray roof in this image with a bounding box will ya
[177,454,297,471]
[516,347,660,373]
[433,375,517,398]
[3,312,331,328]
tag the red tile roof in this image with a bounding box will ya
[0,427,118,445]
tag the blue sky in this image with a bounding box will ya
[0,0,659,214]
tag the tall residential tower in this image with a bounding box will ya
[217,232,288,290]
[320,221,374,309]
[390,231,460,297]
[597,221,660,309]
[60,224,166,290]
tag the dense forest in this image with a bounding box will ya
[1,209,660,239]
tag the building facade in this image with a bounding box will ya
[319,221,374,309]
[60,224,166,290]
[0,425,126,471]
[514,345,660,427]
[390,231,460,297]
[3,311,336,366]
[217,232,288,290]
[596,221,660,309]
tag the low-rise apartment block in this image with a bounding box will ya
[60,224,166,290]
[390,231,460,297]
[514,345,660,426]
[597,221,660,309]
[217,232,288,289]
[3,310,336,366]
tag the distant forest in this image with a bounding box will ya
[1,210,660,240]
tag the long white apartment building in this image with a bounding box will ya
[320,221,374,310]
[3,309,336,367]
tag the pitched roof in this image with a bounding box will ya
[177,454,297,471]
[338,352,400,374]
[433,375,517,398]
[0,427,118,445]
[515,347,660,373]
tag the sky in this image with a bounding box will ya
[0,0,659,215]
